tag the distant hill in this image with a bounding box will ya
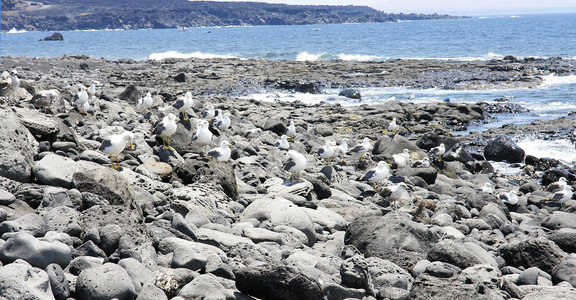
[1,0,463,31]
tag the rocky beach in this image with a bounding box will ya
[1,55,576,299]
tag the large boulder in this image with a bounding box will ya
[43,32,64,41]
[73,167,139,212]
[235,264,323,300]
[345,212,438,269]
[427,240,498,269]
[0,261,54,300]
[0,109,39,182]
[0,232,71,269]
[484,136,525,163]
[174,157,238,200]
[498,237,567,273]
[33,154,96,188]
[76,263,137,300]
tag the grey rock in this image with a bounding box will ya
[118,258,157,294]
[32,154,91,188]
[322,282,366,300]
[0,109,39,182]
[171,246,208,271]
[72,240,107,258]
[499,237,567,273]
[79,149,111,164]
[551,256,576,287]
[177,274,227,299]
[542,211,576,230]
[314,124,333,137]
[339,88,361,100]
[460,264,501,289]
[136,284,168,300]
[46,263,70,300]
[484,135,525,163]
[170,212,198,241]
[235,264,323,300]
[41,206,82,237]
[0,213,47,237]
[0,189,16,205]
[549,228,576,253]
[0,232,71,269]
[69,256,104,276]
[76,262,137,300]
[174,157,239,200]
[427,240,498,269]
[100,224,123,255]
[73,167,139,212]
[262,117,287,135]
[424,261,461,278]
[153,266,198,299]
[39,186,73,208]
[517,267,542,285]
[345,212,437,270]
[409,273,503,300]
[0,260,54,300]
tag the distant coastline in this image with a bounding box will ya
[1,0,465,32]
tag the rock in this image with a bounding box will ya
[0,213,47,237]
[76,262,137,300]
[499,237,567,273]
[171,246,208,271]
[174,157,238,200]
[235,264,323,300]
[0,109,39,182]
[118,84,140,104]
[0,189,16,206]
[0,232,71,269]
[73,167,139,212]
[69,256,104,276]
[517,267,543,285]
[43,32,64,40]
[137,284,168,300]
[46,263,70,300]
[424,261,462,278]
[118,258,157,294]
[33,154,91,188]
[345,212,437,270]
[177,274,227,299]
[0,260,54,300]
[314,124,333,137]
[241,197,316,246]
[153,267,198,298]
[262,117,287,135]
[542,211,576,230]
[484,135,525,163]
[551,256,576,287]
[339,88,361,100]
[40,206,82,237]
[549,228,576,253]
[409,272,502,300]
[427,240,497,269]
[39,187,73,208]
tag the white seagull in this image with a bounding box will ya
[334,137,351,162]
[74,86,89,113]
[284,150,307,183]
[392,149,410,168]
[543,186,573,209]
[498,190,519,205]
[361,161,391,192]
[137,92,154,113]
[7,69,20,104]
[546,177,568,192]
[207,140,232,161]
[387,118,398,131]
[317,140,336,165]
[274,135,290,150]
[153,113,178,150]
[411,157,430,168]
[98,131,134,169]
[202,105,216,119]
[286,120,297,137]
[216,112,231,134]
[190,119,213,155]
[480,183,494,194]
[350,137,373,161]
[88,82,97,98]
[172,91,194,121]
[430,143,446,161]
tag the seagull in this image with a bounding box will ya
[98,131,134,169]
[244,128,262,139]
[274,135,290,150]
[137,92,154,113]
[317,140,336,165]
[360,161,391,192]
[190,119,213,155]
[216,112,231,134]
[207,140,232,161]
[350,137,373,161]
[7,69,20,104]
[387,118,398,131]
[411,157,430,168]
[546,177,568,192]
[286,120,296,138]
[392,149,410,168]
[543,186,573,209]
[284,150,307,183]
[88,82,97,98]
[202,105,215,119]
[172,91,194,121]
[498,190,519,205]
[430,143,446,161]
[333,138,350,162]
[153,113,178,150]
[480,183,494,194]
[31,90,59,112]
[74,86,89,114]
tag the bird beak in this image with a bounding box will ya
[129,142,134,150]
[387,164,392,166]
[227,144,232,147]
[287,136,293,140]
[289,158,293,161]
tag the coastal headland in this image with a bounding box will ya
[1,55,576,299]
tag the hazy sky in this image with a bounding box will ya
[194,0,576,15]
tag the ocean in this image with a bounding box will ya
[2,13,576,166]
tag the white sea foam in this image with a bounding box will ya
[540,73,576,87]
[149,51,237,60]
[7,28,27,33]
[295,52,326,61]
[517,138,576,163]
[336,53,387,61]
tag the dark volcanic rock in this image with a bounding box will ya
[174,157,239,200]
[43,32,63,41]
[339,89,361,100]
[498,237,567,273]
[235,264,323,300]
[484,135,525,163]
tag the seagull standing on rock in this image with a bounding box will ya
[207,140,232,161]
[286,120,296,138]
[216,112,231,134]
[172,92,194,121]
[361,161,391,192]
[498,190,519,205]
[153,113,178,150]
[137,92,154,113]
[350,137,372,161]
[284,150,307,183]
[74,87,89,114]
[392,149,410,168]
[543,186,573,209]
[334,138,350,162]
[317,140,336,165]
[387,118,398,131]
[98,131,134,169]
[202,105,215,119]
[88,82,97,98]
[430,143,446,161]
[274,135,290,150]
[191,119,213,155]
[411,157,430,168]
[7,69,20,104]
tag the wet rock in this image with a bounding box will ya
[339,88,361,100]
[43,32,64,41]
[484,135,525,163]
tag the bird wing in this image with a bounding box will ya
[283,160,296,171]
[350,145,364,153]
[317,148,325,155]
[98,138,113,151]
[153,122,166,135]
[172,99,184,109]
[207,149,220,158]
[361,170,376,181]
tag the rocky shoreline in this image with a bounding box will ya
[1,56,576,299]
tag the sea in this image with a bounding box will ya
[2,12,576,170]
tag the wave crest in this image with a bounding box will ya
[148,51,237,60]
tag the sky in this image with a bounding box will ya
[190,0,576,15]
